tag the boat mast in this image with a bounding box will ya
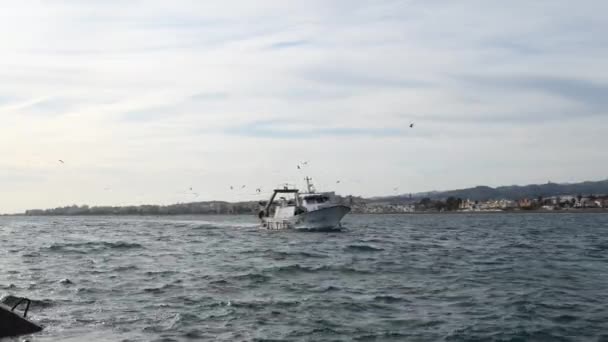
[304,176,314,193]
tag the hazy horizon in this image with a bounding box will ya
[2,1,607,213]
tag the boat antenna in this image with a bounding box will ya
[304,176,315,193]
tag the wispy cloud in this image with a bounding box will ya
[0,95,18,106]
[303,68,432,89]
[189,91,230,101]
[122,92,229,122]
[226,119,404,139]
[458,74,608,110]
[122,106,176,122]
[478,37,543,55]
[11,97,77,117]
[267,40,310,50]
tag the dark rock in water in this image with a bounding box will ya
[0,301,43,338]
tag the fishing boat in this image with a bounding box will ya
[258,177,350,230]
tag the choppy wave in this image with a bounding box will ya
[268,264,373,275]
[344,244,384,252]
[190,220,259,229]
[241,249,328,259]
[230,273,272,284]
[142,283,183,294]
[45,241,143,253]
[373,295,410,303]
[112,265,139,272]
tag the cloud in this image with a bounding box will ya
[28,97,77,115]
[122,92,230,122]
[1,0,607,212]
[267,40,310,50]
[3,96,79,117]
[302,68,432,89]
[458,75,608,109]
[478,37,543,56]
[189,91,230,101]
[225,119,405,139]
[122,106,176,122]
[0,95,20,107]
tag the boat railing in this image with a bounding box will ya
[10,298,31,318]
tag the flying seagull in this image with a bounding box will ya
[58,160,65,164]
[409,122,414,128]
[256,188,261,193]
[297,165,301,169]
[241,185,246,189]
[336,180,341,184]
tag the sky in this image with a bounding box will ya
[1,0,607,213]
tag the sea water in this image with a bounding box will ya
[1,213,607,341]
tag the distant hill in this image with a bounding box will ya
[372,179,608,203]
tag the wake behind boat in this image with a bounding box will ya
[258,177,350,230]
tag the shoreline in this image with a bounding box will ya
[354,208,608,215]
[2,208,608,217]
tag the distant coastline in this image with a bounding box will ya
[5,208,608,217]
[16,200,608,217]
[359,208,608,215]
[12,179,608,216]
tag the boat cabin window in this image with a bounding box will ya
[304,195,330,204]
[279,196,296,207]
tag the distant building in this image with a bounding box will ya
[459,199,479,211]
[518,198,533,209]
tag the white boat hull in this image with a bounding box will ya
[262,205,350,230]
